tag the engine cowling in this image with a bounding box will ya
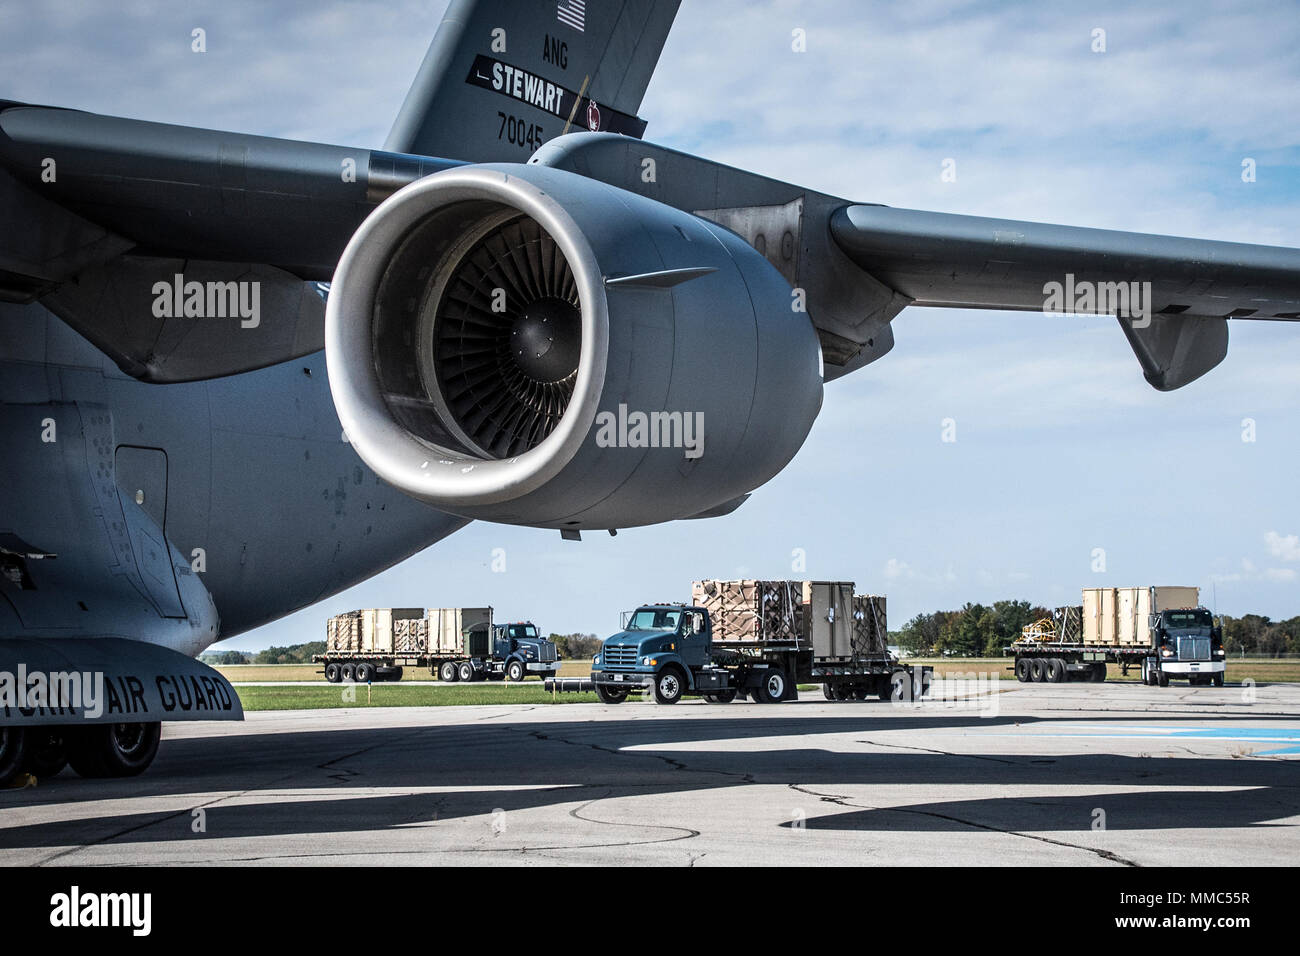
[324,162,822,530]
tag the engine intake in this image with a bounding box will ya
[325,163,822,529]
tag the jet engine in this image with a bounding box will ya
[324,163,822,530]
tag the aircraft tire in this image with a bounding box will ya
[0,727,27,788]
[22,728,68,778]
[66,722,161,778]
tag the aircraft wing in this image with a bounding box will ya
[831,205,1300,390]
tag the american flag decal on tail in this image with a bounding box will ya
[557,0,585,33]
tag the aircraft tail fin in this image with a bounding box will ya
[385,0,680,161]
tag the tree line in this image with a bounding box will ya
[891,601,1300,657]
[199,642,324,665]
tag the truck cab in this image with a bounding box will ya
[1145,607,1226,686]
[491,621,560,682]
[590,604,778,705]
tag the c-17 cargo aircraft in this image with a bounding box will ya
[2,0,1299,786]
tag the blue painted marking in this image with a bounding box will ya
[984,726,1300,750]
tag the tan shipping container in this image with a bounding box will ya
[1151,586,1199,612]
[428,607,493,656]
[1082,587,1199,646]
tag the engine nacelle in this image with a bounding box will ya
[325,163,822,530]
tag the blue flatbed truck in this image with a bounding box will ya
[546,603,931,704]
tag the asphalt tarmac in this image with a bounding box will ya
[3,680,1298,866]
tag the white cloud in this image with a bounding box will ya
[1264,532,1300,562]
[883,558,911,580]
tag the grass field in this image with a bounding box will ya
[236,683,601,710]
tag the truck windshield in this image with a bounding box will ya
[1163,610,1212,629]
[626,609,681,631]
[508,625,538,639]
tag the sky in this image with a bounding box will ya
[3,0,1299,649]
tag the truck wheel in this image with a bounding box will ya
[1213,673,1225,687]
[457,661,475,682]
[823,683,839,701]
[386,667,404,682]
[596,685,629,704]
[754,668,787,704]
[1090,663,1106,683]
[1157,669,1170,688]
[66,722,161,778]
[341,662,356,682]
[1015,658,1032,682]
[22,729,68,779]
[439,661,458,682]
[653,667,685,704]
[1029,658,1046,682]
[506,659,526,682]
[0,728,27,788]
[1046,659,1066,683]
[851,685,869,701]
[324,662,342,683]
[707,689,736,704]
[354,662,374,683]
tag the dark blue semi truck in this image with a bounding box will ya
[547,603,930,704]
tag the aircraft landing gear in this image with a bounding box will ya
[65,722,162,778]
[23,729,68,778]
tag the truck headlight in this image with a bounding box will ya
[1160,648,1174,658]
[593,655,601,667]
[645,657,657,666]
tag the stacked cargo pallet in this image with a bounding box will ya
[393,617,428,655]
[691,580,889,662]
[851,594,888,658]
[1055,605,1083,643]
[326,611,361,653]
[691,580,803,643]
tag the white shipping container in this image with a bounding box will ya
[428,607,492,656]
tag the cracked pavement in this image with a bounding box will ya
[2,681,1299,865]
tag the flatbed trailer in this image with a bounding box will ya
[547,600,932,704]
[1004,642,1148,683]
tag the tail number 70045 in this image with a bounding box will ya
[497,112,545,150]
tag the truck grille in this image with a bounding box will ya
[604,645,638,669]
[540,644,557,663]
[1178,637,1210,661]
